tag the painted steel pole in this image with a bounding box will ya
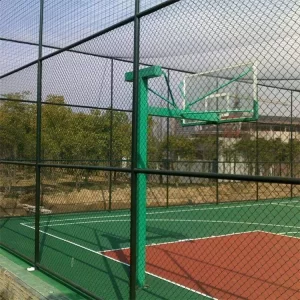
[35,0,44,267]
[126,66,163,287]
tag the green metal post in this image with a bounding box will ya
[109,59,113,211]
[255,120,259,200]
[126,66,163,287]
[290,91,293,198]
[216,124,219,204]
[130,1,141,296]
[166,69,170,208]
[136,77,147,286]
[35,0,44,267]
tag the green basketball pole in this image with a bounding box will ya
[125,64,258,287]
[125,66,163,287]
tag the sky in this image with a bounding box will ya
[1,0,300,117]
[0,0,165,73]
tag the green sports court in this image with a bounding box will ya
[1,197,299,299]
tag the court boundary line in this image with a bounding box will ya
[100,229,300,254]
[100,231,257,253]
[21,219,131,228]
[143,272,217,299]
[20,217,300,231]
[274,199,300,203]
[279,231,299,236]
[20,223,216,299]
[21,198,300,227]
[271,203,300,208]
[256,230,300,240]
[146,218,300,230]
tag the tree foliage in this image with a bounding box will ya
[158,135,218,161]
[1,92,298,178]
[0,93,132,165]
[0,92,36,160]
[233,137,292,163]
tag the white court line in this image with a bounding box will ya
[271,203,300,208]
[146,218,300,229]
[101,231,258,253]
[20,219,130,228]
[36,213,131,224]
[21,213,300,231]
[21,217,299,230]
[20,223,216,299]
[278,232,300,237]
[142,272,217,299]
[22,200,296,227]
[256,230,300,240]
[279,199,300,203]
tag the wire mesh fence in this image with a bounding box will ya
[1,0,300,299]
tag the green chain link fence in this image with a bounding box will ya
[1,1,299,299]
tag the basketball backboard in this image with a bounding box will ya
[181,62,258,125]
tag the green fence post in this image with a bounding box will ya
[35,0,44,267]
[126,66,163,287]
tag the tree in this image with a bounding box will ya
[0,92,36,195]
[102,110,132,165]
[0,92,36,160]
[159,135,196,161]
[42,95,73,160]
[192,136,219,161]
[232,137,292,176]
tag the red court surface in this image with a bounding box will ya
[103,231,300,299]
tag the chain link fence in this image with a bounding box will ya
[1,0,299,299]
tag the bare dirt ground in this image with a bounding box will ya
[1,176,299,217]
